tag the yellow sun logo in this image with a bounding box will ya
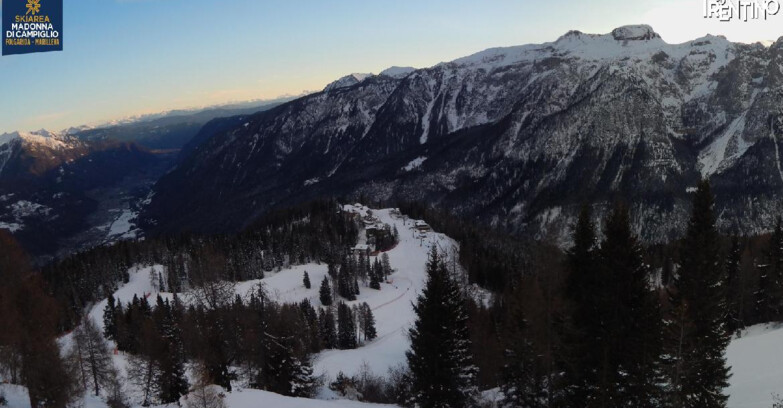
[25,0,41,16]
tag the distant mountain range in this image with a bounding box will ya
[0,98,291,260]
[139,25,783,244]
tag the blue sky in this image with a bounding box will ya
[1,0,781,133]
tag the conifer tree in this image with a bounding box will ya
[318,308,338,349]
[369,270,381,290]
[725,236,742,333]
[319,277,333,306]
[360,303,377,341]
[560,205,599,407]
[500,285,544,408]
[156,301,189,404]
[406,247,478,408]
[337,302,357,349]
[303,271,311,289]
[381,253,392,278]
[338,270,355,301]
[289,355,316,397]
[597,204,664,407]
[666,180,730,408]
[103,294,118,341]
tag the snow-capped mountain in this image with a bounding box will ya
[0,130,85,178]
[0,130,163,259]
[324,73,374,92]
[141,25,783,242]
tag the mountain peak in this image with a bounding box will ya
[0,129,68,149]
[323,73,374,92]
[610,24,660,41]
[380,66,416,78]
[0,131,21,147]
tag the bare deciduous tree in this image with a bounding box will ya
[69,318,115,397]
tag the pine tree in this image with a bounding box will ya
[597,204,664,407]
[560,204,599,407]
[406,247,478,408]
[725,236,742,333]
[319,277,333,306]
[500,285,544,408]
[156,301,189,404]
[369,269,381,290]
[303,271,311,289]
[381,253,392,278]
[666,180,730,408]
[103,294,118,341]
[358,254,369,284]
[361,303,377,341]
[337,302,357,349]
[318,308,338,349]
[289,355,316,397]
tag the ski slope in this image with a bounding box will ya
[313,205,459,378]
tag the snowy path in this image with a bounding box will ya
[312,207,457,379]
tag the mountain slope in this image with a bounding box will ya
[143,25,783,242]
[0,130,163,259]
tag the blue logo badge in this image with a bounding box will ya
[3,0,63,56]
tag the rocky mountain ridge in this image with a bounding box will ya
[124,25,783,242]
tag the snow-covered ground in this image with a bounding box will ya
[37,205,454,407]
[0,383,395,408]
[314,205,457,379]
[727,323,783,408]
[4,204,782,408]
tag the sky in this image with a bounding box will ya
[1,0,781,134]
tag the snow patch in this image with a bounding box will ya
[699,90,758,176]
[106,209,139,240]
[402,156,427,171]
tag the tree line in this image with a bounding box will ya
[42,199,359,331]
